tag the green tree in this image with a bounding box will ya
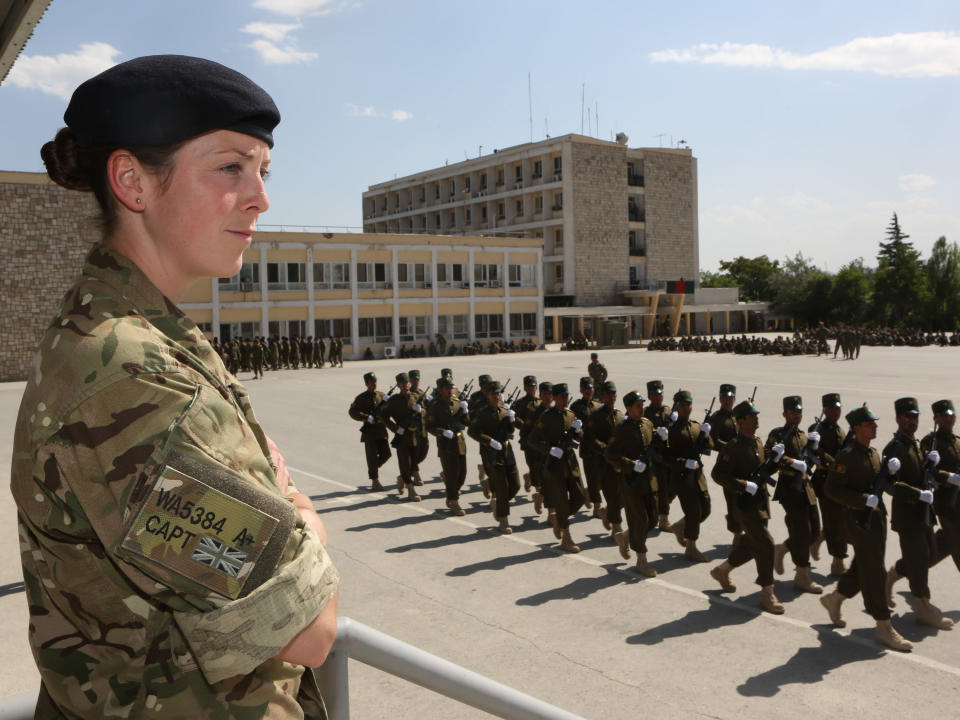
[771,253,834,326]
[925,236,960,330]
[698,269,734,288]
[873,213,929,327]
[717,255,780,301]
[829,258,873,325]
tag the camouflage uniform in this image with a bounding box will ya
[11,246,339,718]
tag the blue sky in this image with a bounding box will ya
[3,0,959,272]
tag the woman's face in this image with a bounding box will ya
[143,129,271,283]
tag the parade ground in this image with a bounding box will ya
[1,340,958,718]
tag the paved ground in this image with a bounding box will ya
[2,339,959,718]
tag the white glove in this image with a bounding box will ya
[886,457,901,474]
[865,494,879,509]
[669,411,678,423]
[744,480,758,496]
[948,473,960,487]
[771,443,785,461]
[412,403,421,414]
[633,458,647,473]
[684,458,699,470]
[926,450,941,467]
[426,394,434,403]
[807,431,820,449]
[366,414,375,424]
[571,418,583,431]
[656,426,669,441]
[506,409,516,421]
[489,439,503,451]
[442,429,454,439]
[919,489,934,504]
[700,422,712,436]
[459,401,469,412]
[790,459,807,474]
[396,427,405,436]
[550,446,564,459]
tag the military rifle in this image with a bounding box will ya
[505,385,521,406]
[390,392,424,449]
[736,444,782,510]
[857,459,896,530]
[802,414,824,478]
[683,397,716,489]
[920,430,938,526]
[547,420,581,471]
[749,386,757,403]
[777,422,809,493]
[360,383,396,435]
[460,378,474,399]
[648,397,680,465]
[485,405,519,472]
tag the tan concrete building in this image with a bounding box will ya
[362,133,699,310]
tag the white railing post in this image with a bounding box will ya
[315,641,351,720]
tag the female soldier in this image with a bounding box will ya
[11,55,339,717]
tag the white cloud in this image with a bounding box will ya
[248,39,317,63]
[252,0,357,17]
[898,173,936,193]
[650,32,960,78]
[5,42,120,100]
[391,109,413,121]
[346,103,378,117]
[779,191,832,213]
[242,21,302,43]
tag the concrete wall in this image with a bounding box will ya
[0,172,99,381]
[642,150,699,288]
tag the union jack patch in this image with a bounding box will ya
[835,464,847,474]
[191,535,247,577]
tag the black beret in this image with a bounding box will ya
[733,401,759,419]
[821,393,841,408]
[65,55,280,148]
[408,369,421,379]
[647,380,664,393]
[553,382,569,395]
[782,395,803,411]
[363,372,376,383]
[623,391,644,408]
[523,375,538,386]
[395,372,409,383]
[894,397,920,415]
[933,399,956,416]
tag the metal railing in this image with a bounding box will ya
[0,617,583,719]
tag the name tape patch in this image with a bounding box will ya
[120,465,280,599]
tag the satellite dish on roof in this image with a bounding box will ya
[615,132,629,145]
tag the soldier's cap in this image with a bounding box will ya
[673,389,693,403]
[733,400,759,419]
[441,368,453,377]
[590,352,598,359]
[894,397,920,415]
[719,384,736,396]
[363,372,376,383]
[821,393,841,408]
[523,375,538,386]
[647,380,664,394]
[436,377,453,389]
[539,381,554,394]
[782,395,803,411]
[846,405,878,426]
[580,376,594,388]
[486,381,504,393]
[478,374,492,385]
[64,55,280,148]
[623,390,644,408]
[553,382,570,395]
[395,372,409,383]
[932,399,956,416]
[601,380,617,394]
[408,369,421,379]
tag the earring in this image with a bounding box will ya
[135,198,142,204]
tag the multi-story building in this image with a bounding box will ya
[361,133,698,311]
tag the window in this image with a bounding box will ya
[435,184,440,199]
[515,199,524,218]
[357,317,393,344]
[399,315,430,341]
[267,262,306,290]
[435,213,442,229]
[534,196,543,214]
[315,318,351,341]
[481,205,488,221]
[331,262,350,289]
[452,263,464,284]
[437,263,466,288]
[465,209,472,225]
[553,192,563,211]
[449,180,456,197]
[286,263,305,289]
[509,264,537,288]
[356,262,390,289]
[510,313,537,337]
[267,319,306,338]
[554,228,564,254]
[514,165,523,182]
[219,262,260,291]
[532,160,542,178]
[449,211,456,225]
[496,202,505,220]
[438,314,469,339]
[629,230,646,256]
[464,176,471,191]
[480,173,487,190]
[553,156,562,178]
[397,262,431,288]
[473,263,502,288]
[496,169,504,186]
[555,263,564,282]
[475,314,504,339]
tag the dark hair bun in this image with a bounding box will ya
[41,128,92,191]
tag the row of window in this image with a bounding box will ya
[219,261,539,291]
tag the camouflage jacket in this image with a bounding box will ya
[11,245,339,719]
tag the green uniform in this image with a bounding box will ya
[426,397,470,501]
[810,419,849,561]
[512,393,542,490]
[587,360,607,387]
[707,406,741,534]
[766,424,820,569]
[527,407,585,530]
[349,389,391,482]
[468,404,521,518]
[664,419,713,541]
[410,386,430,470]
[645,404,673,521]
[571,397,603,507]
[921,428,960,571]
[605,416,656,552]
[11,245,339,718]
[592,403,624,525]
[381,392,422,486]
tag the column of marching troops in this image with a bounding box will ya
[349,354,960,653]
[212,336,345,377]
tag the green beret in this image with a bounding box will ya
[539,382,554,394]
[395,372,409,383]
[363,372,377,383]
[933,399,956,416]
[673,389,693,403]
[436,377,453,389]
[478,374,492,385]
[408,369,421,379]
[580,376,594,388]
[553,382,569,395]
[719,384,736,396]
[733,401,759,419]
[782,395,803,411]
[487,381,504,393]
[846,405,878,426]
[523,375,538,386]
[623,390,644,408]
[647,380,664,393]
[65,55,280,148]
[601,381,617,394]
[822,393,841,408]
[441,368,453,378]
[894,397,920,415]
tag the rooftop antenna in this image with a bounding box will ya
[595,101,599,138]
[580,83,585,134]
[587,106,591,136]
[544,117,549,138]
[528,72,533,143]
[656,133,666,147]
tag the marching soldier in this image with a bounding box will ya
[587,352,608,387]
[663,390,713,562]
[709,400,785,613]
[251,337,265,379]
[527,383,586,552]
[921,399,960,572]
[810,393,850,576]
[881,397,953,629]
[571,377,603,518]
[766,396,823,594]
[707,384,740,539]
[645,379,676,530]
[440,368,461,400]
[380,372,423,502]
[593,381,625,542]
[348,371,392,491]
[426,378,471,516]
[470,374,493,489]
[605,390,657,576]
[317,335,326,367]
[820,406,913,651]
[521,381,554,515]
[409,369,429,485]
[290,335,300,369]
[468,380,522,534]
[511,376,540,495]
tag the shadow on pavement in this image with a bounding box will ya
[626,597,758,645]
[516,563,641,606]
[347,512,443,533]
[737,625,884,697]
[386,530,500,554]
[447,544,557,576]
